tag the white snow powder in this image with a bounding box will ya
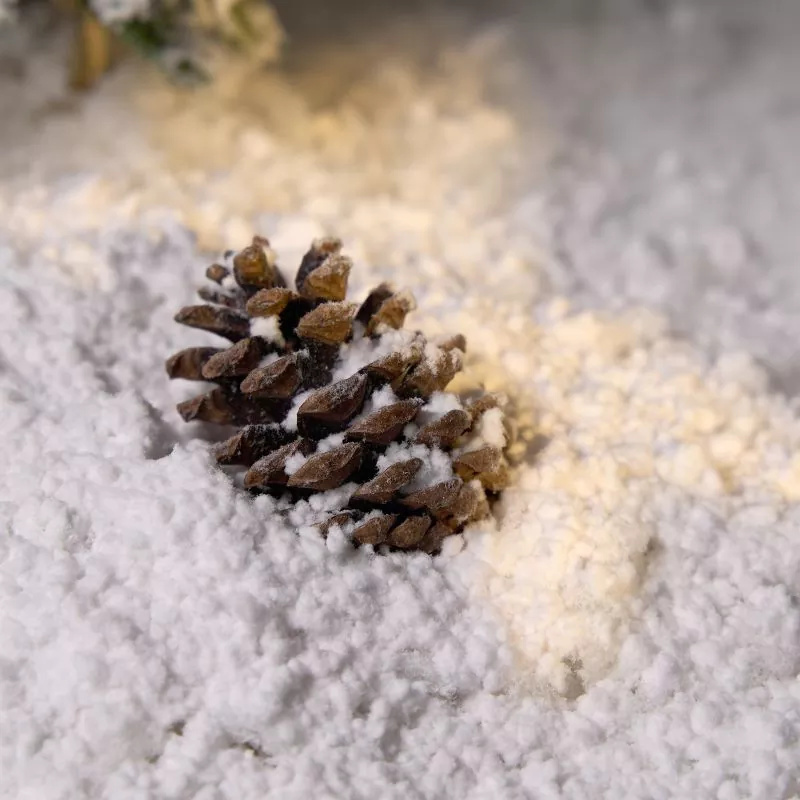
[415,390,464,420]
[249,315,285,347]
[462,406,506,452]
[362,384,398,412]
[2,9,800,800]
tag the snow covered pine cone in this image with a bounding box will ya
[166,237,510,553]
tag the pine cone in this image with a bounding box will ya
[167,236,510,554]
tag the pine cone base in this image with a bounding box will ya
[167,236,510,554]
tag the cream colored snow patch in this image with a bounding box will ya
[461,302,800,694]
[776,455,800,502]
[478,443,653,693]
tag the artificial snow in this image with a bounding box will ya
[2,3,800,799]
[462,407,506,452]
[361,384,399,413]
[249,315,285,347]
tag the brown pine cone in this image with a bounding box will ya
[166,236,510,554]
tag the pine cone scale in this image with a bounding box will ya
[350,458,423,507]
[400,478,463,514]
[415,409,471,448]
[297,374,369,438]
[295,237,343,294]
[214,424,295,467]
[352,514,396,545]
[166,347,224,380]
[245,439,313,488]
[287,442,363,491]
[388,515,431,549]
[175,305,251,342]
[201,337,266,379]
[344,399,424,446]
[240,355,302,399]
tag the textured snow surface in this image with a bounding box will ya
[4,222,800,800]
[2,2,800,799]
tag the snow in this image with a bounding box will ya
[281,389,311,433]
[2,3,800,799]
[282,449,307,476]
[361,384,398,413]
[249,315,285,347]
[463,407,506,451]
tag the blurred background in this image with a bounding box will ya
[2,0,799,388]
